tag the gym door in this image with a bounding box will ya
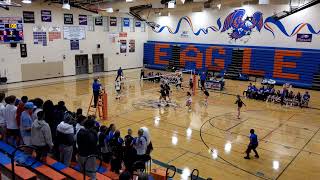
[92,54,104,73]
[75,55,89,75]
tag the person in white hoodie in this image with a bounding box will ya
[31,110,53,162]
[56,112,75,166]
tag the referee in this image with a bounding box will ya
[92,78,101,108]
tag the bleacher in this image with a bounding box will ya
[143,41,320,89]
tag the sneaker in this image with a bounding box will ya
[244,156,250,159]
[255,155,259,158]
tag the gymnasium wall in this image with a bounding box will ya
[144,4,320,88]
[0,2,148,83]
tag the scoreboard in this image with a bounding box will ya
[0,17,24,43]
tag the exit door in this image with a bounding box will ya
[75,55,89,75]
[92,54,105,73]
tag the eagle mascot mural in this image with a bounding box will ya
[221,9,264,42]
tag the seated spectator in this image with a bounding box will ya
[20,102,35,146]
[0,93,6,140]
[77,119,98,180]
[31,111,53,162]
[243,83,252,97]
[56,112,75,166]
[3,95,20,146]
[119,171,132,180]
[302,91,310,107]
[295,92,302,107]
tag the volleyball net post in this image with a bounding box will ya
[192,70,197,96]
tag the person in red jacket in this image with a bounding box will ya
[16,96,28,128]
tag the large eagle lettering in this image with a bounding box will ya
[221,9,263,40]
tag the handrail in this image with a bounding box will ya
[190,169,199,180]
[83,154,103,180]
[10,145,39,180]
[165,165,176,179]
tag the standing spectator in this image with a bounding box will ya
[115,67,123,81]
[98,125,109,162]
[244,129,259,159]
[0,93,6,140]
[3,95,20,146]
[56,113,75,166]
[77,119,98,180]
[31,111,53,162]
[16,96,28,128]
[123,131,137,174]
[32,98,44,121]
[76,108,83,118]
[124,128,134,145]
[92,78,101,108]
[109,130,124,174]
[43,100,55,140]
[20,102,35,145]
[133,129,147,162]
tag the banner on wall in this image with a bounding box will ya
[120,40,127,53]
[64,14,73,25]
[70,40,79,50]
[63,26,86,40]
[23,11,35,23]
[32,25,46,32]
[33,32,47,46]
[119,32,127,38]
[95,16,103,26]
[129,40,135,53]
[48,26,61,41]
[110,17,117,26]
[135,21,141,27]
[41,10,52,22]
[296,34,312,42]
[79,15,87,25]
[108,33,118,43]
[123,18,130,27]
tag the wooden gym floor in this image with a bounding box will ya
[1,69,320,180]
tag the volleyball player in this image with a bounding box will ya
[186,92,192,112]
[235,95,246,119]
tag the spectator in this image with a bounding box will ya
[20,102,35,146]
[43,100,55,140]
[123,131,137,173]
[16,96,28,128]
[56,113,75,166]
[98,125,109,162]
[75,115,86,140]
[3,95,20,146]
[109,130,124,174]
[31,110,53,162]
[32,98,44,121]
[77,119,98,180]
[119,171,131,180]
[0,93,5,140]
[302,91,310,107]
[76,108,83,118]
[124,128,134,145]
[133,129,147,162]
[244,129,259,159]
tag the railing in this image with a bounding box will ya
[10,145,39,180]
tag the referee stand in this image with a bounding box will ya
[87,89,108,120]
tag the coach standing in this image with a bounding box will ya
[200,72,207,91]
[244,129,259,159]
[92,78,101,108]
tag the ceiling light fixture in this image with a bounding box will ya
[168,1,175,8]
[22,0,31,4]
[62,0,70,10]
[217,3,221,10]
[106,7,114,13]
[126,0,133,2]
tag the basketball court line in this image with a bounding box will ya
[275,127,320,180]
